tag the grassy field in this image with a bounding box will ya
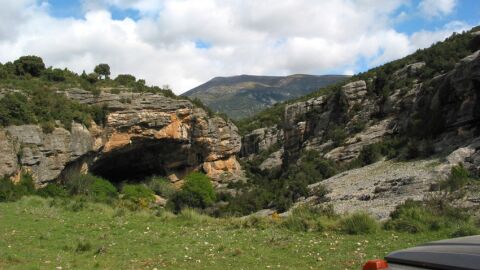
[0,196,454,270]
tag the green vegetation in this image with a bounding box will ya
[168,172,217,213]
[0,55,188,130]
[339,213,379,235]
[0,173,35,202]
[146,176,176,198]
[0,89,108,131]
[94,63,110,79]
[439,164,472,192]
[0,164,478,269]
[121,183,155,207]
[0,195,474,270]
[65,173,118,203]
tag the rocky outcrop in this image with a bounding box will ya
[281,49,480,166]
[259,148,284,171]
[1,124,97,183]
[0,89,242,186]
[240,126,283,157]
[306,159,441,220]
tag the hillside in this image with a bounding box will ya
[183,74,349,119]
[236,26,480,217]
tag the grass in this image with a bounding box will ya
[0,196,455,270]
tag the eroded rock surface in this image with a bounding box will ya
[0,90,242,185]
[307,160,441,219]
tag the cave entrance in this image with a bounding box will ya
[90,138,196,183]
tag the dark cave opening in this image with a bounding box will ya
[90,138,195,183]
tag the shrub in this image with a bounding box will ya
[358,144,382,165]
[43,68,65,82]
[439,164,471,192]
[0,173,36,202]
[281,206,337,232]
[0,93,36,126]
[37,183,68,198]
[168,172,216,212]
[65,173,117,202]
[115,74,136,85]
[326,126,347,147]
[121,184,155,206]
[231,215,273,230]
[384,199,444,233]
[309,184,330,199]
[147,176,176,198]
[451,223,480,237]
[339,212,379,234]
[90,178,117,202]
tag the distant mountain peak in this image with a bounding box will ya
[183,74,349,119]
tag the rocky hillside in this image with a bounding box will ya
[238,27,480,217]
[183,74,348,119]
[0,88,242,187]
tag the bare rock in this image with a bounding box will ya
[259,148,284,171]
[307,159,441,220]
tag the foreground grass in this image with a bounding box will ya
[0,197,452,270]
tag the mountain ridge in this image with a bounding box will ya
[183,74,349,119]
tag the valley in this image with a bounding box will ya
[1,23,480,270]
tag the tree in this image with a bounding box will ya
[13,55,46,77]
[0,64,7,79]
[86,73,99,84]
[114,74,136,85]
[94,63,110,79]
[43,68,65,82]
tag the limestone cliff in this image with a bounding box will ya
[242,48,480,216]
[0,89,242,186]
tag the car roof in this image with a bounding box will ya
[385,235,480,270]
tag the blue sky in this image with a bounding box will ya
[0,0,478,93]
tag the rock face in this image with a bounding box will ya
[250,48,480,217]
[282,49,480,167]
[0,89,242,186]
[240,126,283,157]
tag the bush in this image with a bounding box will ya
[339,212,379,234]
[326,126,347,147]
[147,176,176,198]
[43,68,65,82]
[0,173,36,202]
[281,205,337,232]
[309,184,330,199]
[358,144,383,165]
[231,215,273,230]
[115,74,136,85]
[90,178,117,202]
[168,172,216,212]
[384,199,445,233]
[439,164,471,192]
[121,184,155,206]
[0,93,36,126]
[451,223,480,237]
[37,183,68,198]
[65,173,117,202]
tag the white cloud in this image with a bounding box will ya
[0,0,470,94]
[418,0,457,18]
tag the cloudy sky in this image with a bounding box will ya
[0,0,478,94]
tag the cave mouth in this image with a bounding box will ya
[90,138,198,183]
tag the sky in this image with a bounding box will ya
[0,0,478,94]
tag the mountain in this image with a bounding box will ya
[182,74,349,119]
